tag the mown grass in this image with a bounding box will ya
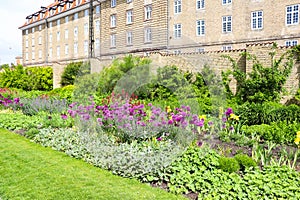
[0,129,186,200]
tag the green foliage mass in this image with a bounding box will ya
[60,62,91,87]
[0,65,53,91]
[222,44,295,103]
[234,154,257,171]
[218,156,240,173]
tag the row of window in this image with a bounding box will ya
[25,39,101,61]
[111,28,152,47]
[175,0,231,14]
[110,5,152,27]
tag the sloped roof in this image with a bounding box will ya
[19,0,87,28]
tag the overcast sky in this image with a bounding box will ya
[0,0,53,65]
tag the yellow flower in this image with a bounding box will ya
[297,131,300,138]
[295,137,300,145]
[229,113,239,121]
[199,115,206,120]
[166,106,172,113]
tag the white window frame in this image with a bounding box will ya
[196,48,205,53]
[57,19,60,27]
[197,0,205,10]
[38,36,42,45]
[38,49,42,59]
[57,31,61,41]
[285,40,298,46]
[39,25,42,31]
[32,27,35,33]
[25,39,29,48]
[65,16,69,23]
[65,44,69,56]
[196,20,205,36]
[74,13,79,20]
[84,9,89,17]
[126,10,133,24]
[74,26,78,38]
[74,42,78,54]
[222,0,232,5]
[174,0,182,14]
[95,20,100,32]
[251,10,263,30]
[222,15,232,33]
[111,14,116,27]
[49,33,52,43]
[25,52,29,61]
[286,4,299,25]
[32,51,35,60]
[111,0,116,8]
[144,27,152,43]
[95,38,100,50]
[84,23,89,35]
[127,0,132,3]
[49,22,53,28]
[65,29,69,40]
[49,47,52,58]
[126,31,133,45]
[174,23,182,38]
[222,45,232,51]
[110,34,116,47]
[145,5,152,20]
[32,37,35,46]
[96,5,100,14]
[56,46,60,58]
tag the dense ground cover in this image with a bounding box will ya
[1,52,300,199]
[0,129,186,200]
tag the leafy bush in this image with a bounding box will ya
[0,65,53,91]
[235,102,300,126]
[218,156,240,173]
[60,62,90,87]
[222,45,294,103]
[241,122,300,144]
[47,85,75,102]
[234,154,257,171]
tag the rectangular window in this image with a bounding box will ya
[126,31,133,45]
[25,52,29,61]
[74,13,78,20]
[74,26,78,38]
[111,0,116,7]
[95,20,100,32]
[84,9,89,17]
[26,30,28,35]
[38,36,42,44]
[49,22,52,28]
[49,48,52,58]
[84,23,89,35]
[96,5,100,14]
[57,19,60,26]
[39,25,42,31]
[285,40,298,46]
[65,44,69,55]
[39,49,42,59]
[251,11,263,30]
[67,2,72,9]
[57,46,60,58]
[57,31,61,41]
[32,51,35,60]
[196,20,205,36]
[25,39,28,48]
[65,16,69,23]
[49,33,52,43]
[197,0,205,9]
[144,27,152,43]
[32,27,35,33]
[222,45,232,50]
[196,48,205,53]
[65,29,69,40]
[126,10,133,24]
[32,37,35,46]
[174,0,182,14]
[111,14,116,27]
[174,23,182,38]
[286,4,299,25]
[222,0,232,5]
[95,38,100,50]
[74,42,78,54]
[127,0,132,3]
[110,34,116,47]
[222,15,232,32]
[145,5,152,20]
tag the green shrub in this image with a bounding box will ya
[0,65,53,91]
[218,156,240,173]
[222,45,294,103]
[234,154,257,171]
[47,85,75,102]
[60,62,90,87]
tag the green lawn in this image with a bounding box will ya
[0,129,186,200]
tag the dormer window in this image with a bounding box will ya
[77,0,81,6]
[67,2,72,9]
[59,6,63,13]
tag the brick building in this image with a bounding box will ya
[19,0,300,66]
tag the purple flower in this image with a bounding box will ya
[197,141,203,147]
[222,124,226,129]
[222,117,227,123]
[208,121,213,126]
[225,108,233,116]
[157,137,162,141]
[229,126,234,131]
[168,119,173,125]
[14,98,20,104]
[61,114,68,120]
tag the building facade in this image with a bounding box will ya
[19,0,300,66]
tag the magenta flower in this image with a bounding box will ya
[61,114,68,120]
[225,108,233,116]
[157,137,162,141]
